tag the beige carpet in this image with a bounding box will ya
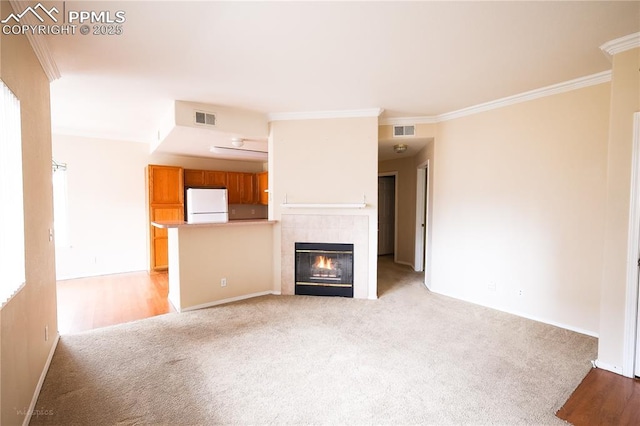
[31,257,595,425]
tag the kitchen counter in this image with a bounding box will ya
[152,219,276,229]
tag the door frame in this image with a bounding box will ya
[415,160,430,285]
[378,172,398,263]
[623,112,640,377]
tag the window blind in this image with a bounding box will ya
[0,80,25,307]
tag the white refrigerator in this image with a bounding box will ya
[186,188,229,224]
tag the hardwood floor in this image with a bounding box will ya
[557,367,640,425]
[56,271,174,334]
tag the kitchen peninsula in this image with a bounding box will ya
[147,164,269,272]
[152,219,276,312]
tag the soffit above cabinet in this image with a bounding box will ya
[152,101,268,162]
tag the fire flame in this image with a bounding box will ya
[314,256,335,270]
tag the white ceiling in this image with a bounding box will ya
[43,1,640,160]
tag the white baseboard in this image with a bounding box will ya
[22,333,60,426]
[594,359,625,376]
[181,291,276,312]
[428,287,598,338]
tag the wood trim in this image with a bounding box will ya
[22,333,60,426]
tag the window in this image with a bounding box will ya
[0,80,25,306]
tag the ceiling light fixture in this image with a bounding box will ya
[231,137,244,148]
[394,143,408,154]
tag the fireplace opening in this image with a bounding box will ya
[295,242,353,297]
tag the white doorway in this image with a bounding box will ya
[628,112,640,378]
[378,174,397,258]
[616,112,640,378]
[415,161,430,284]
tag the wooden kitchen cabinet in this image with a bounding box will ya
[150,206,183,269]
[257,171,268,205]
[226,172,257,204]
[184,169,258,204]
[184,169,206,187]
[147,165,184,271]
[184,169,228,188]
[205,171,227,187]
[226,172,243,204]
[242,173,256,204]
[149,165,184,204]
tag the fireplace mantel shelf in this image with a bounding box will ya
[281,202,366,209]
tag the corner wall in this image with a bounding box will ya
[1,1,58,422]
[429,82,610,335]
[598,47,640,373]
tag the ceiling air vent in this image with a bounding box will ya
[195,111,216,127]
[393,125,415,137]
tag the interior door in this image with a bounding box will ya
[378,176,395,255]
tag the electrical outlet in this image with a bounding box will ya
[231,209,236,215]
[221,278,227,287]
[518,289,524,297]
[251,209,255,215]
[488,282,496,292]
[45,325,49,341]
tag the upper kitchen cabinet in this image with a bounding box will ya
[149,165,184,204]
[184,169,206,187]
[257,171,268,205]
[205,171,227,187]
[184,169,228,188]
[227,171,257,204]
[242,173,256,204]
[226,172,243,204]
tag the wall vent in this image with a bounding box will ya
[393,125,415,137]
[195,111,216,126]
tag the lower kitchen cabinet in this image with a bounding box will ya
[149,205,183,270]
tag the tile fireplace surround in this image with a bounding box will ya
[281,214,370,299]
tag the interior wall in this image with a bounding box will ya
[269,117,379,298]
[430,82,610,335]
[52,134,265,280]
[597,47,640,373]
[378,156,418,266]
[0,4,58,423]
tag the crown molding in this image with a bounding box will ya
[379,116,438,126]
[437,71,611,122]
[268,108,383,122]
[379,71,612,126]
[600,32,640,59]
[8,0,61,82]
